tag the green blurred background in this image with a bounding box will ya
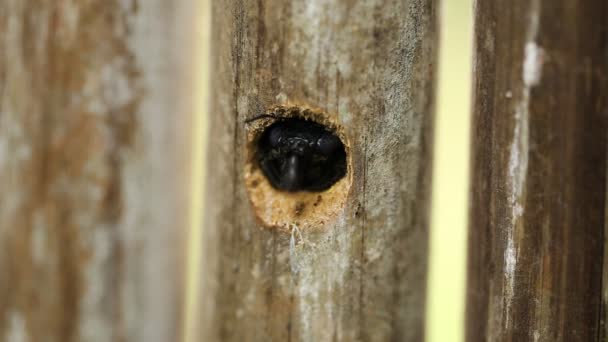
[187,1,473,341]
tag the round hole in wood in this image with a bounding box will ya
[244,105,352,231]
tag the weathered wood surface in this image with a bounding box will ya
[0,1,194,341]
[199,0,438,341]
[466,1,608,341]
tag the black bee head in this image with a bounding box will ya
[256,118,347,192]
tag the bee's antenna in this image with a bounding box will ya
[245,114,278,124]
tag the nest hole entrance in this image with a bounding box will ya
[244,106,352,231]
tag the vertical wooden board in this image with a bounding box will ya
[467,0,608,341]
[0,1,194,341]
[200,0,438,341]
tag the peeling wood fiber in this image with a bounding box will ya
[466,1,608,341]
[200,0,438,341]
[0,1,195,341]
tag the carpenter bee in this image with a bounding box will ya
[252,116,347,192]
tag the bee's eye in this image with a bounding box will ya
[317,134,341,155]
[267,126,283,146]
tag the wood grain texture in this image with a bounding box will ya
[0,1,194,341]
[199,0,437,341]
[466,0,608,341]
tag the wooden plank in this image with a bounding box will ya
[199,0,438,340]
[466,1,608,341]
[0,1,194,341]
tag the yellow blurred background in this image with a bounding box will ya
[186,1,473,341]
[426,1,472,341]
